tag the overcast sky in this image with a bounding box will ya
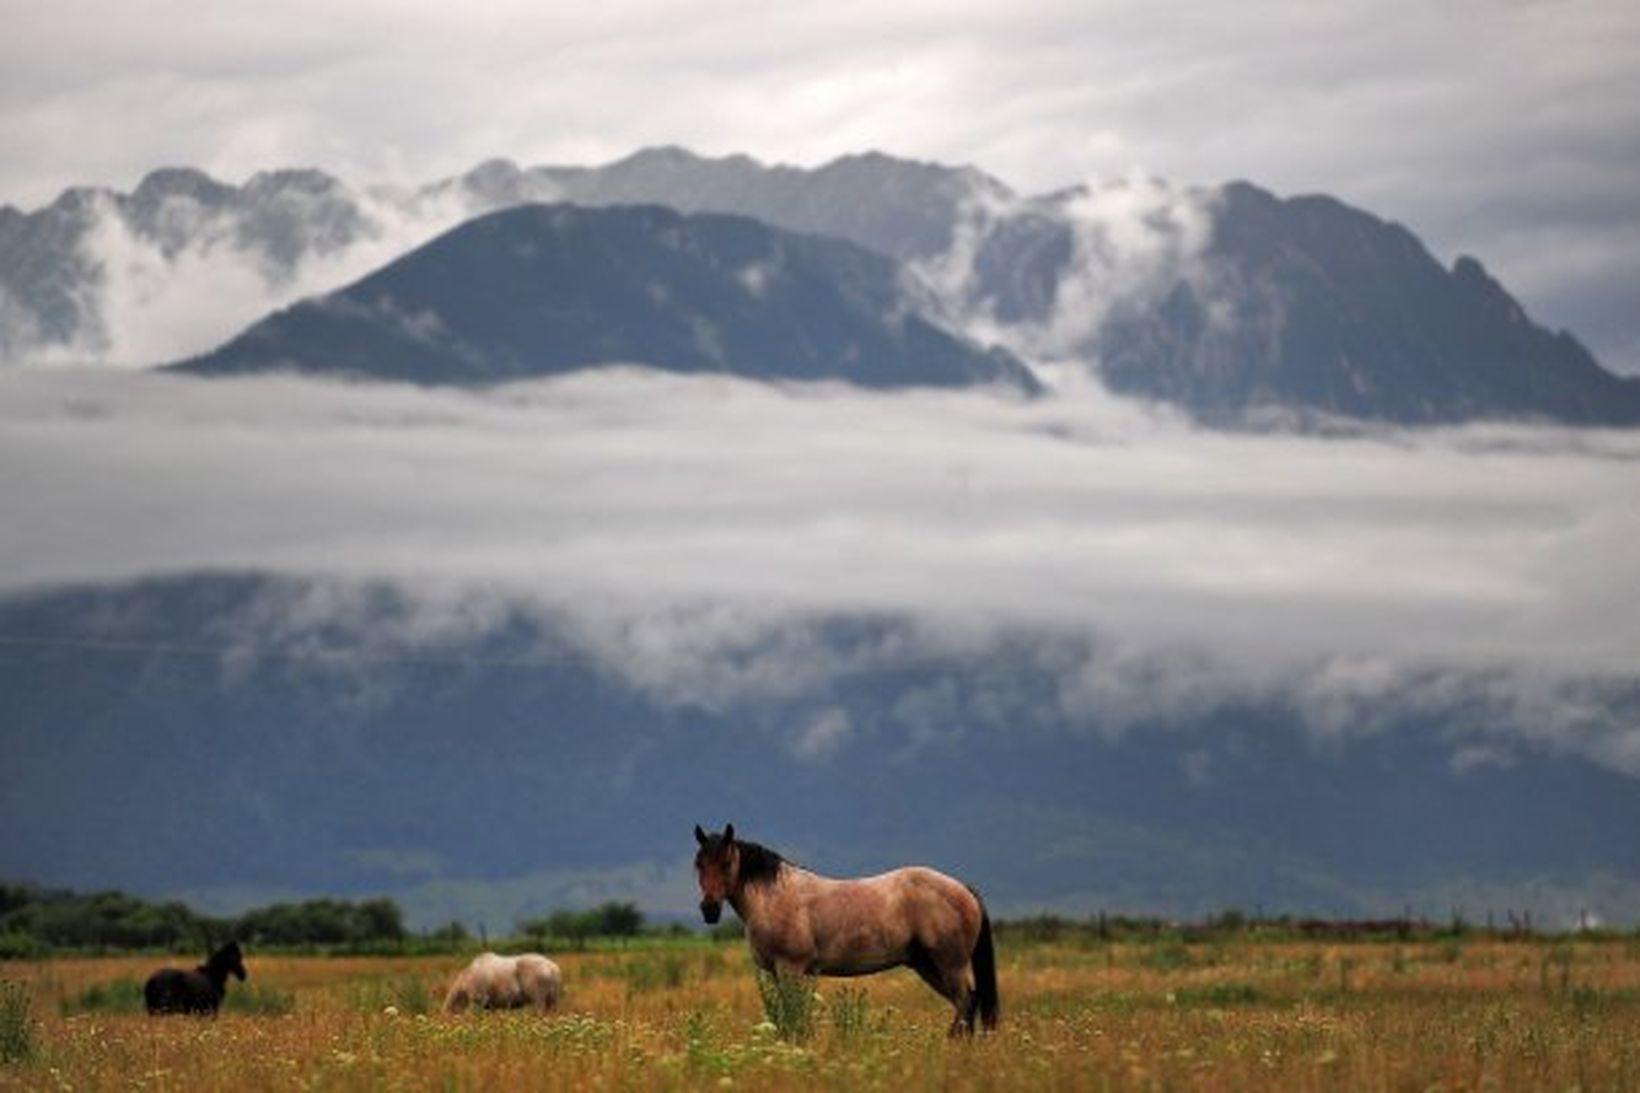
[2,0,1638,371]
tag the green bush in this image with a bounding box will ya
[0,933,42,961]
[519,902,646,948]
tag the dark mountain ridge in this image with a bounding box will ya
[1092,182,1640,425]
[170,202,1038,391]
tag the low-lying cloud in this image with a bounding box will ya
[8,183,487,368]
[2,367,1637,771]
[918,177,1219,363]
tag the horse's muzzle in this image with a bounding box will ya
[700,899,722,925]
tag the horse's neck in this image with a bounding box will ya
[733,863,820,921]
[199,959,233,992]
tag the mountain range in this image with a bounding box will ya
[4,147,1637,424]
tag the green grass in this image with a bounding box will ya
[60,976,144,1015]
[222,981,296,1015]
[0,980,35,1064]
[1139,941,1195,970]
[15,938,1640,1089]
[621,951,689,996]
[1169,981,1266,1007]
[828,985,872,1039]
[347,975,433,1015]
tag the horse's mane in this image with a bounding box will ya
[736,839,788,888]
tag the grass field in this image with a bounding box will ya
[6,935,1640,1090]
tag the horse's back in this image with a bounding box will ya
[448,951,560,1012]
[514,953,561,981]
[884,867,985,952]
[144,968,213,1014]
[894,866,981,909]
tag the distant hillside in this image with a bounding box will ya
[4,573,1640,927]
[170,203,1037,390]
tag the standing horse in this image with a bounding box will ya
[144,940,247,1015]
[444,952,562,1014]
[693,824,998,1036]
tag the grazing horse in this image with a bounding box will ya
[444,952,562,1014]
[693,824,998,1036]
[144,940,247,1015]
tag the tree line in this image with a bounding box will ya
[0,883,681,957]
[0,883,409,956]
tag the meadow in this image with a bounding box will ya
[5,933,1640,1090]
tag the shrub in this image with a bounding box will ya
[0,934,42,961]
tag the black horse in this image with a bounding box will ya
[144,940,247,1015]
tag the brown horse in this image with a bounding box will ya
[693,824,998,1035]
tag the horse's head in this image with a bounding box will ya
[211,940,248,982]
[693,823,740,924]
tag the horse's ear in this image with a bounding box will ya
[694,824,707,846]
[723,823,734,843]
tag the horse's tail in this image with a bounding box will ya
[970,893,999,1031]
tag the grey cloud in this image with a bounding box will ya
[1,367,1636,769]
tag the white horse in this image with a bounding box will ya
[444,952,562,1014]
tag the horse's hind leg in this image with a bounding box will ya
[907,944,976,1037]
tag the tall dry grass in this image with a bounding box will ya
[3,938,1640,1090]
